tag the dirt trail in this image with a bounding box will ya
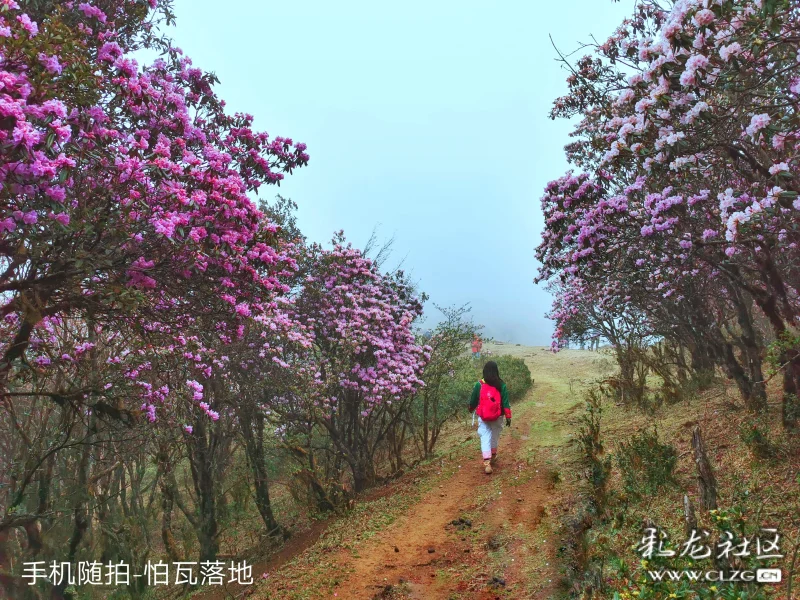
[238,345,603,600]
[331,410,551,599]
[328,343,587,599]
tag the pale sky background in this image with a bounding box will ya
[165,0,632,345]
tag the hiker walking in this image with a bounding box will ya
[471,335,483,359]
[468,361,511,474]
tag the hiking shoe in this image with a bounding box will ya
[490,453,498,464]
[484,460,493,474]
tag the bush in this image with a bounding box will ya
[477,355,533,402]
[690,368,717,391]
[577,388,611,509]
[615,427,677,498]
[440,357,480,407]
[410,355,477,457]
[411,305,479,458]
[739,421,775,459]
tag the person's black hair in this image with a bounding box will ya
[482,361,503,393]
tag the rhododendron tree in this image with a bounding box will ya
[0,0,309,415]
[277,236,431,494]
[0,1,312,595]
[537,0,799,425]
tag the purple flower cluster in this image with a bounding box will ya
[538,0,799,365]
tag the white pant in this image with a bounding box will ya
[477,416,504,459]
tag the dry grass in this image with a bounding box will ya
[550,364,800,599]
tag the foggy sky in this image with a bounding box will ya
[167,0,631,345]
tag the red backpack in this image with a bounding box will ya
[476,380,503,421]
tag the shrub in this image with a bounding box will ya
[411,355,476,458]
[739,421,775,459]
[577,388,611,509]
[411,305,479,458]
[478,355,533,402]
[615,427,677,499]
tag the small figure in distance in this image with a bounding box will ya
[471,334,483,360]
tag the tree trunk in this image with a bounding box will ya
[743,259,799,428]
[240,410,281,536]
[158,446,182,563]
[688,341,715,375]
[782,355,800,430]
[720,341,757,408]
[186,419,219,564]
[53,412,97,600]
[352,461,372,494]
[731,289,767,411]
[422,393,430,458]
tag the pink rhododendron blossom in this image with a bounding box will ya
[536,0,800,416]
[16,13,37,35]
[693,9,715,26]
[97,41,122,62]
[0,1,311,435]
[51,213,70,225]
[719,42,742,61]
[78,3,108,23]
[769,162,789,175]
[142,404,157,422]
[745,113,771,137]
[38,53,62,74]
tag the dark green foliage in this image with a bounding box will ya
[615,427,677,498]
[475,355,533,402]
[492,355,533,401]
[690,368,717,392]
[738,421,776,459]
[577,388,611,509]
[411,305,480,457]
